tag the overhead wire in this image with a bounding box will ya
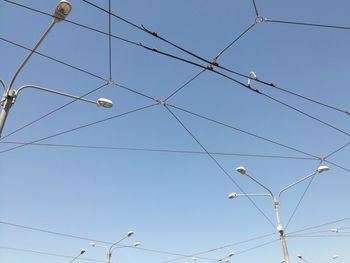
[108,0,112,80]
[0,141,318,160]
[285,216,350,236]
[0,246,106,263]
[324,141,350,160]
[251,0,260,17]
[167,104,319,159]
[265,19,350,31]
[4,0,350,120]
[161,232,275,263]
[284,160,323,231]
[1,82,109,140]
[0,103,157,155]
[235,238,279,255]
[324,160,350,174]
[163,104,276,229]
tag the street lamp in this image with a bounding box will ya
[90,230,140,263]
[69,248,86,263]
[228,165,330,263]
[298,254,339,263]
[297,255,309,263]
[0,1,113,138]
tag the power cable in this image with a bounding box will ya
[167,104,319,159]
[285,216,350,236]
[266,19,350,31]
[0,246,106,263]
[164,104,276,229]
[251,0,259,17]
[324,142,350,160]
[162,232,275,263]
[108,0,112,80]
[0,103,157,155]
[0,141,318,160]
[0,36,106,82]
[235,238,279,255]
[4,0,350,119]
[324,160,350,174]
[288,234,350,238]
[284,160,323,231]
[1,82,109,140]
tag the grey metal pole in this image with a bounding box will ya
[273,197,291,263]
[0,89,15,138]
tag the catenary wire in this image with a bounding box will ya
[284,160,323,231]
[0,103,157,155]
[5,0,350,118]
[164,105,276,229]
[251,0,259,17]
[76,0,350,117]
[235,238,279,255]
[167,104,319,159]
[0,141,318,160]
[287,234,350,238]
[162,232,275,263]
[285,216,350,236]
[1,82,109,140]
[165,22,257,101]
[286,227,350,236]
[265,19,350,31]
[0,220,274,260]
[0,246,106,263]
[108,0,112,80]
[324,160,350,174]
[324,142,350,160]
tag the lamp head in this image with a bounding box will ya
[297,255,303,259]
[133,242,141,247]
[97,98,113,108]
[332,255,339,259]
[331,228,339,233]
[80,249,86,254]
[235,166,246,175]
[53,0,72,22]
[227,252,235,257]
[89,242,96,247]
[317,165,330,173]
[228,193,238,199]
[127,231,134,237]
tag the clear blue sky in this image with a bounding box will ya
[1,0,350,263]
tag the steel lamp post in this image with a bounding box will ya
[0,0,113,139]
[90,231,140,263]
[228,165,330,263]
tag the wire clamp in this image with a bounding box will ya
[255,16,267,24]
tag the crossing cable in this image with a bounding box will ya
[3,0,350,118]
[286,227,350,237]
[235,238,279,256]
[324,160,350,174]
[1,82,108,140]
[0,246,106,263]
[163,104,276,229]
[0,103,157,155]
[167,104,319,159]
[324,141,350,160]
[165,22,256,101]
[251,0,260,17]
[284,160,324,231]
[0,220,273,260]
[79,0,350,117]
[162,232,275,263]
[285,216,350,236]
[265,19,350,31]
[287,234,350,238]
[108,0,112,80]
[0,141,318,160]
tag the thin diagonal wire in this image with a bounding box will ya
[110,81,157,101]
[5,1,349,125]
[0,103,156,155]
[162,232,275,263]
[108,0,112,80]
[324,142,350,159]
[166,22,256,101]
[0,36,106,82]
[324,160,350,173]
[0,141,318,160]
[164,69,206,101]
[0,246,106,263]
[251,0,259,17]
[286,216,350,236]
[164,105,276,229]
[1,82,108,140]
[5,0,349,119]
[167,104,319,159]
[284,160,323,231]
[260,92,350,137]
[266,19,350,31]
[235,238,279,255]
[214,22,256,61]
[287,234,350,238]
